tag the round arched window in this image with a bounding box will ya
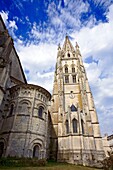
[33,145,40,158]
[0,142,4,157]
[38,106,44,118]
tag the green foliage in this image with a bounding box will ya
[102,153,113,170]
[0,157,47,167]
[0,158,102,170]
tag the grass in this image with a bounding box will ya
[0,161,102,170]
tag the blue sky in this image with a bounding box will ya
[0,0,113,136]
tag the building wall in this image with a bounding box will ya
[0,84,51,158]
[108,134,113,152]
[0,15,51,159]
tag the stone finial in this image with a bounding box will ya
[75,42,79,49]
[58,43,61,50]
[75,42,81,56]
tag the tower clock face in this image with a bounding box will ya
[69,93,75,99]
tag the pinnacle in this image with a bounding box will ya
[58,43,61,50]
[75,42,79,49]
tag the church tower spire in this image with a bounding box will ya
[62,35,75,53]
[50,36,105,167]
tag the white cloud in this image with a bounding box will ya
[0,10,18,39]
[16,42,57,92]
[27,0,90,45]
[0,10,8,25]
[9,20,18,30]
[93,0,113,8]
[47,0,89,31]
[28,71,54,93]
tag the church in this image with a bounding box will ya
[0,15,105,167]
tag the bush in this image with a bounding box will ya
[0,157,47,167]
[102,153,113,170]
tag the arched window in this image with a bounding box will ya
[66,120,69,134]
[9,104,14,116]
[67,53,70,57]
[72,67,75,73]
[72,119,77,133]
[38,106,44,118]
[70,104,77,112]
[65,75,69,83]
[38,93,40,98]
[81,119,84,134]
[65,66,68,73]
[72,75,76,83]
[0,142,4,157]
[41,95,43,100]
[33,145,40,158]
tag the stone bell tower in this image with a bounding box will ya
[50,36,105,167]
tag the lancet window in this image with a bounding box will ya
[65,66,68,73]
[81,119,84,134]
[67,53,70,57]
[72,118,77,133]
[72,67,75,73]
[66,120,69,134]
[65,75,69,83]
[72,75,76,83]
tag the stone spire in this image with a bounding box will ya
[62,35,75,52]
